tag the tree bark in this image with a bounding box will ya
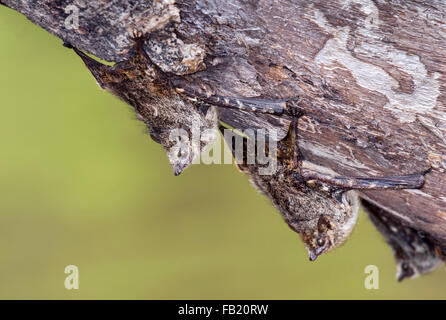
[3,1,446,247]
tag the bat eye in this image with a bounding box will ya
[317,237,326,247]
[402,262,410,271]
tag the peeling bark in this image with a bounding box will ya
[2,1,446,256]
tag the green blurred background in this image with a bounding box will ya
[0,7,445,299]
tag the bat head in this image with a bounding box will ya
[153,107,219,176]
[300,190,360,261]
[301,215,336,261]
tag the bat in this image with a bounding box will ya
[220,118,428,261]
[362,199,442,281]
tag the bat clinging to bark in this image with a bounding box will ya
[65,38,299,175]
[221,118,429,261]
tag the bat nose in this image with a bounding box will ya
[308,249,318,261]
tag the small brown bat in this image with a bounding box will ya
[221,118,428,261]
[64,41,218,175]
[362,199,442,281]
[65,39,298,175]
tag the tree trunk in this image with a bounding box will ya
[3,0,446,251]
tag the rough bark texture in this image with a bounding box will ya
[2,1,446,246]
